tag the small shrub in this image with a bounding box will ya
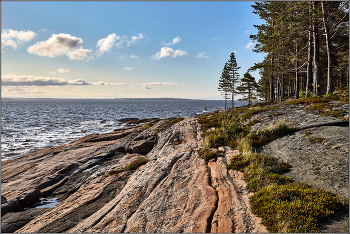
[124,157,149,171]
[202,150,223,161]
[305,103,331,111]
[105,157,149,177]
[141,124,150,129]
[226,155,249,172]
[309,137,325,144]
[304,131,312,137]
[321,110,347,119]
[340,96,349,103]
[250,182,346,233]
[104,168,124,177]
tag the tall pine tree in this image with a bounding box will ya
[237,72,259,105]
[218,62,231,111]
[226,52,241,108]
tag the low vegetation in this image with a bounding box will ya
[156,117,184,132]
[105,157,149,177]
[198,102,348,233]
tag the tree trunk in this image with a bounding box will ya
[270,19,275,102]
[313,1,321,96]
[321,1,333,94]
[295,44,300,99]
[231,93,234,109]
[306,26,313,97]
[281,73,285,101]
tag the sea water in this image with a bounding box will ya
[1,98,231,161]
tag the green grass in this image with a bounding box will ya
[202,150,223,161]
[321,110,347,119]
[239,106,280,121]
[305,103,332,111]
[105,157,149,177]
[248,122,299,148]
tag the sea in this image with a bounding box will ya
[1,98,231,161]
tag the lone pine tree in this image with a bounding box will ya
[237,72,259,106]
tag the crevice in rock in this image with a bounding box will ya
[301,121,349,130]
[205,164,219,233]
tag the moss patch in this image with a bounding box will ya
[309,137,326,144]
[105,157,149,177]
[202,150,223,161]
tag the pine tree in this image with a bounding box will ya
[237,72,259,106]
[218,62,231,111]
[226,52,241,108]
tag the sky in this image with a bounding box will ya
[1,1,265,99]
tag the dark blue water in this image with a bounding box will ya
[1,98,228,161]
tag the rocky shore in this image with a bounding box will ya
[1,100,349,233]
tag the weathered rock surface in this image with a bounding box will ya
[2,101,348,233]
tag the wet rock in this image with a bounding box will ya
[1,199,21,216]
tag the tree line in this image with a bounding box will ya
[219,1,349,106]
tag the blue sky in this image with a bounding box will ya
[1,1,265,99]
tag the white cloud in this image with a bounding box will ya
[119,56,125,59]
[195,52,209,59]
[140,81,184,89]
[127,33,145,47]
[67,48,92,60]
[27,33,91,60]
[1,29,37,49]
[96,33,119,56]
[2,74,91,86]
[58,68,70,73]
[162,36,182,46]
[50,68,70,74]
[245,41,255,49]
[129,55,138,59]
[91,81,128,86]
[151,47,188,61]
[123,67,134,71]
[244,30,251,35]
[115,33,145,49]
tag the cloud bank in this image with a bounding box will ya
[151,47,187,61]
[2,74,90,86]
[2,74,132,87]
[27,33,91,60]
[1,29,37,49]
